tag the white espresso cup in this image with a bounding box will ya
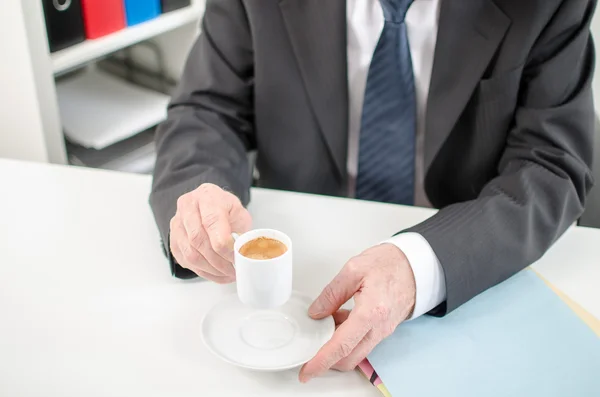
[234,229,293,309]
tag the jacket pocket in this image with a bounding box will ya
[476,64,524,104]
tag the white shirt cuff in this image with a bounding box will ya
[383,232,446,320]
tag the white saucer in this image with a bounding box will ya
[201,291,335,371]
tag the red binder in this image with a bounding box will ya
[81,0,126,39]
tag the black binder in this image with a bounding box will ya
[42,0,86,53]
[161,0,191,14]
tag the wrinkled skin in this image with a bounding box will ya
[299,244,416,382]
[170,184,416,382]
[169,183,252,283]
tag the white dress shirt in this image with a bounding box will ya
[346,0,446,319]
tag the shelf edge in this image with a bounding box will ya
[51,6,203,75]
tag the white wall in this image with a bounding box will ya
[124,0,203,81]
[0,0,66,163]
[128,23,199,81]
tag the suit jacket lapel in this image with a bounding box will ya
[279,0,348,180]
[425,0,511,171]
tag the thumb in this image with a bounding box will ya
[226,196,252,259]
[201,191,251,261]
[309,264,362,319]
[200,206,233,256]
[229,202,252,236]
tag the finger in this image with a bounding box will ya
[172,213,231,279]
[299,309,372,382]
[180,198,204,251]
[333,310,351,326]
[229,200,252,235]
[309,261,363,319]
[169,216,185,261]
[173,218,224,277]
[182,218,235,278]
[198,235,236,278]
[169,228,185,264]
[197,197,235,262]
[192,267,235,284]
[332,330,380,372]
[178,240,224,277]
[175,242,232,283]
[170,216,212,273]
[225,198,252,263]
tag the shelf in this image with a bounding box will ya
[51,5,203,75]
[56,70,170,149]
[67,129,156,174]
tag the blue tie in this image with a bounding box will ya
[355,0,416,205]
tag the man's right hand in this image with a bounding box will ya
[169,183,252,283]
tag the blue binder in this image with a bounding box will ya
[368,271,600,397]
[124,0,161,26]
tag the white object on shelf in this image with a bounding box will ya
[56,70,169,150]
[51,5,203,75]
[102,144,156,174]
[67,129,157,174]
[70,143,156,174]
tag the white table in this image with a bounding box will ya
[0,159,598,396]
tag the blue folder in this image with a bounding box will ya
[124,0,161,26]
[368,271,600,397]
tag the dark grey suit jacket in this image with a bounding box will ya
[150,0,597,315]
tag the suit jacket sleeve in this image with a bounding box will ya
[149,0,255,278]
[407,0,596,314]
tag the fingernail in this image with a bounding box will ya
[299,372,313,383]
[308,301,324,317]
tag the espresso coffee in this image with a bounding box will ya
[239,237,287,260]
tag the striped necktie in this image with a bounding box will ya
[355,0,416,205]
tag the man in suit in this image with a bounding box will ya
[150,0,596,381]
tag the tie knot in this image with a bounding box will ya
[380,0,414,23]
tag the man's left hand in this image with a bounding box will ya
[299,243,416,382]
